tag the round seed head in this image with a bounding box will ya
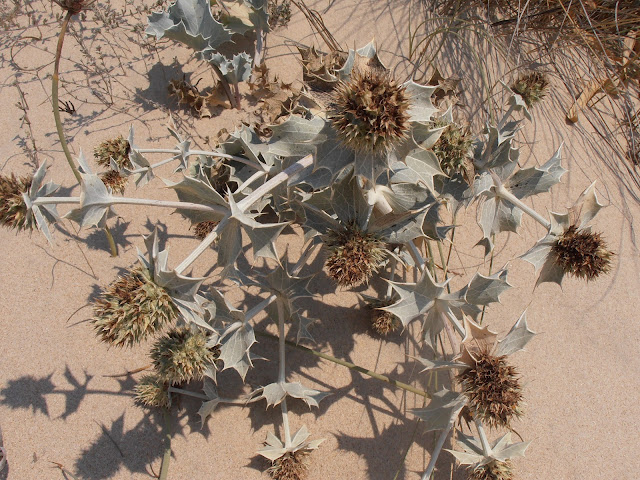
[151,327,219,384]
[135,374,171,409]
[324,220,386,287]
[0,173,32,231]
[510,72,549,109]
[92,267,177,348]
[366,298,400,336]
[457,349,523,429]
[551,224,613,281]
[94,135,131,169]
[331,71,410,154]
[267,450,309,480]
[53,0,95,15]
[193,220,219,240]
[433,122,473,176]
[468,460,513,480]
[100,170,127,195]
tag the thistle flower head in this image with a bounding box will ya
[324,220,386,287]
[331,71,410,154]
[457,348,523,429]
[100,170,127,195]
[92,267,177,347]
[433,122,473,175]
[267,450,309,480]
[151,326,219,384]
[94,135,131,169]
[510,72,549,108]
[135,374,171,409]
[193,220,219,240]
[366,298,400,335]
[551,224,613,281]
[468,460,513,480]
[52,0,95,15]
[0,173,32,231]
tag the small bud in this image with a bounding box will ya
[93,267,177,347]
[552,224,613,281]
[267,451,309,480]
[151,327,219,385]
[510,72,549,109]
[135,374,171,409]
[0,173,32,231]
[324,220,386,287]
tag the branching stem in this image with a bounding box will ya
[494,182,551,229]
[421,423,453,480]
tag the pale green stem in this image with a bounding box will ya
[494,183,550,229]
[276,300,292,448]
[386,257,397,298]
[159,410,171,480]
[497,103,517,131]
[168,387,262,405]
[245,294,278,321]
[134,149,263,170]
[408,240,426,271]
[421,423,453,480]
[291,241,319,276]
[255,331,431,399]
[475,418,492,456]
[236,170,268,194]
[33,196,228,215]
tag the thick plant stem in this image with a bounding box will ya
[159,410,172,480]
[494,183,551,229]
[421,423,453,480]
[255,331,431,399]
[52,11,81,184]
[276,301,293,447]
[475,418,492,456]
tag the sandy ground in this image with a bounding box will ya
[1,1,639,479]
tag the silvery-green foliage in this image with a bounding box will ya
[19,160,61,244]
[258,425,324,462]
[410,389,468,432]
[447,431,530,466]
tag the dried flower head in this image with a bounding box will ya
[100,170,127,195]
[468,460,513,480]
[331,71,410,154]
[135,374,171,409]
[267,450,309,480]
[0,173,32,231]
[93,267,177,347]
[551,224,613,281]
[94,135,131,169]
[510,72,549,109]
[433,122,473,175]
[268,0,292,29]
[366,298,400,335]
[151,327,219,384]
[324,220,386,287]
[193,220,219,240]
[457,348,523,429]
[52,0,95,15]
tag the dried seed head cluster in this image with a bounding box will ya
[52,0,95,15]
[94,135,131,170]
[468,460,513,480]
[93,267,177,347]
[268,0,292,29]
[510,72,549,109]
[135,374,171,409]
[0,173,32,231]
[433,122,473,175]
[457,349,523,429]
[100,170,128,195]
[331,71,410,154]
[193,220,219,240]
[151,327,219,384]
[366,298,400,335]
[551,225,613,280]
[267,451,309,480]
[324,220,386,287]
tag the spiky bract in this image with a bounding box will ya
[324,220,386,287]
[0,173,32,231]
[511,72,549,108]
[151,327,218,384]
[552,225,613,280]
[93,267,177,347]
[135,374,171,409]
[433,122,473,175]
[331,71,410,154]
[366,298,400,335]
[94,135,131,169]
[100,170,127,195]
[193,220,219,240]
[468,460,513,480]
[457,350,523,429]
[267,451,309,480]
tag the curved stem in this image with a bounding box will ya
[52,11,81,184]
[255,331,431,399]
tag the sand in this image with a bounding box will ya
[1,1,639,479]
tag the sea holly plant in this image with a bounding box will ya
[0,34,617,480]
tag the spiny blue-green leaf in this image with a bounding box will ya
[410,389,467,432]
[506,146,566,199]
[495,311,536,356]
[164,174,229,223]
[404,81,439,123]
